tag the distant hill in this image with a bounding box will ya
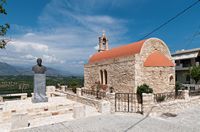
[0,62,18,75]
[0,62,71,76]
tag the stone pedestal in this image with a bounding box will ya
[11,113,29,129]
[76,88,82,97]
[21,95,27,100]
[182,90,189,100]
[142,93,154,115]
[106,93,115,113]
[99,100,111,114]
[32,74,48,103]
[60,86,66,92]
[73,104,86,119]
[0,96,3,102]
[46,86,56,97]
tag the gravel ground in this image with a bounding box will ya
[14,105,200,132]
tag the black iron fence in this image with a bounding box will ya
[189,90,200,96]
[154,91,182,103]
[65,88,76,93]
[81,89,106,99]
[115,93,143,113]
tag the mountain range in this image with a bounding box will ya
[0,62,71,76]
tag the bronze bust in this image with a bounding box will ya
[32,58,47,74]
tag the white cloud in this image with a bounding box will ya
[42,54,64,64]
[94,45,99,50]
[22,54,36,60]
[6,0,134,74]
[24,33,36,37]
[84,15,116,24]
[9,41,49,53]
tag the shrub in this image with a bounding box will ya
[175,82,182,96]
[156,95,166,102]
[137,84,153,96]
[109,87,114,93]
[72,87,76,93]
[190,66,200,84]
[137,84,153,104]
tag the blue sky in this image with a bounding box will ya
[0,0,200,75]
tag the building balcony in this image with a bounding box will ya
[175,62,199,71]
[176,64,189,71]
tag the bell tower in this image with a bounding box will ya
[98,31,109,52]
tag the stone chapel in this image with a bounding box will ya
[84,33,175,93]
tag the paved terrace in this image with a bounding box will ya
[0,97,100,132]
[14,105,200,132]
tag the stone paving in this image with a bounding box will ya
[14,105,200,132]
[0,97,100,132]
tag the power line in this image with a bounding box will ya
[139,0,200,41]
[184,25,200,49]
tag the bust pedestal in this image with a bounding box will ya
[32,74,48,103]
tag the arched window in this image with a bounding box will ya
[100,70,103,84]
[104,70,107,85]
[169,75,174,85]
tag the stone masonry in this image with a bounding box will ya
[84,56,135,93]
[84,37,175,94]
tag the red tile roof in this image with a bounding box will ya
[89,40,145,63]
[144,51,174,67]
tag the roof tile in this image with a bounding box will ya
[89,40,145,63]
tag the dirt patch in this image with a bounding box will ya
[161,113,177,118]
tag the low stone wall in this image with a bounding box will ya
[142,91,200,116]
[46,86,56,97]
[150,97,200,116]
[0,93,27,102]
[182,84,200,90]
[61,88,111,113]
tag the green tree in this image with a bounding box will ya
[0,0,10,49]
[190,65,200,84]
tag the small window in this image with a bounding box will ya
[169,75,174,85]
[104,70,108,85]
[100,70,103,84]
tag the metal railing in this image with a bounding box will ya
[65,88,76,93]
[182,84,200,91]
[189,89,200,96]
[81,89,106,99]
[115,93,142,113]
[154,92,182,103]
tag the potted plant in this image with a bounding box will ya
[109,87,114,93]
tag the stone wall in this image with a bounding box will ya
[136,38,175,93]
[142,92,200,116]
[142,67,175,93]
[63,90,110,113]
[84,56,135,93]
[84,38,175,94]
[150,97,200,116]
[140,38,172,62]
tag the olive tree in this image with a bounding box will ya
[0,0,10,49]
[190,65,200,84]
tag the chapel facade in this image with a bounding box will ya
[84,33,175,93]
